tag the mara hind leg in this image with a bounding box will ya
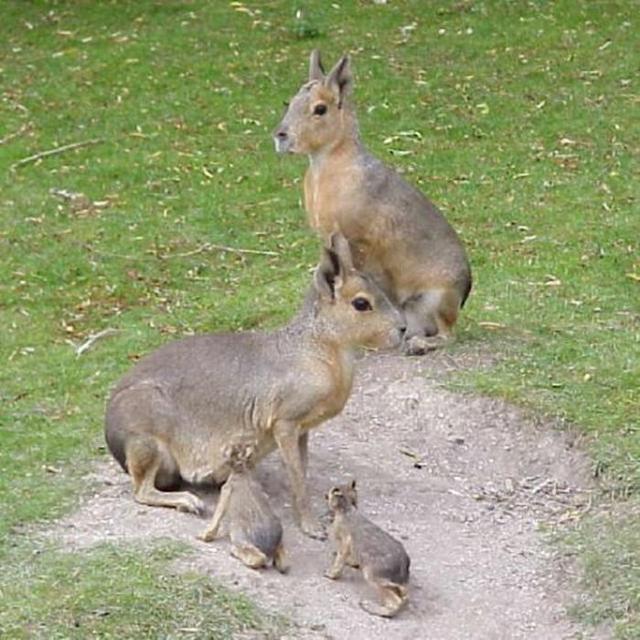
[359,584,408,618]
[230,543,269,570]
[126,436,204,514]
[359,571,409,618]
[273,542,290,574]
[346,548,360,568]
[402,287,460,355]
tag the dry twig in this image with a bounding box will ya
[0,123,30,146]
[75,328,119,357]
[87,242,278,261]
[172,242,279,258]
[10,138,104,171]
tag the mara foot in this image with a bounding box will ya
[403,334,448,356]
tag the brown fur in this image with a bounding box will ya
[274,51,472,354]
[104,234,405,539]
[324,480,411,617]
[199,438,288,572]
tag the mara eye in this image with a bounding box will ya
[313,103,327,116]
[352,297,372,312]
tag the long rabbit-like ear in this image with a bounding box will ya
[328,231,354,273]
[325,55,353,108]
[309,49,325,81]
[222,443,234,463]
[348,478,358,506]
[313,232,354,301]
[313,242,342,301]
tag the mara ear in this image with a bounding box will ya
[313,240,343,301]
[309,49,325,81]
[313,232,354,300]
[349,479,358,506]
[325,55,353,108]
[329,231,354,273]
[221,443,233,462]
[243,443,254,458]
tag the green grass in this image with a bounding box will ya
[0,540,283,639]
[564,503,640,640]
[1,0,638,637]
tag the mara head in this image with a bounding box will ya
[311,233,405,351]
[325,479,358,512]
[223,436,258,472]
[273,50,355,155]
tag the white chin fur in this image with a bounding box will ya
[388,330,404,350]
[274,137,294,154]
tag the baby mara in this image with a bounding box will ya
[325,480,411,618]
[199,438,288,573]
[105,234,405,539]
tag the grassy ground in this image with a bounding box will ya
[1,0,638,637]
[0,539,283,639]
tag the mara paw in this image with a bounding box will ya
[300,517,327,541]
[358,599,399,618]
[402,334,446,356]
[176,493,205,515]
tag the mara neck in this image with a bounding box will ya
[308,108,365,173]
[282,300,356,359]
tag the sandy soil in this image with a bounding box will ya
[47,349,605,640]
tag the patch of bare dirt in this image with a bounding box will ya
[47,350,606,640]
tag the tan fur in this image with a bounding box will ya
[199,438,288,572]
[274,51,472,354]
[324,480,410,617]
[105,234,405,539]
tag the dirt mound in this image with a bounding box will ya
[48,350,602,640]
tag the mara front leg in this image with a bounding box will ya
[198,483,231,542]
[273,420,326,540]
[298,431,309,474]
[324,543,348,580]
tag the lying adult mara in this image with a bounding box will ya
[274,50,472,354]
[105,234,405,539]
